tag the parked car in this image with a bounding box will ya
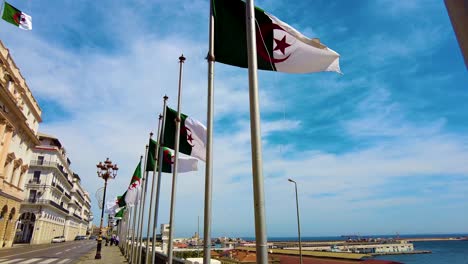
[52,236,65,243]
[89,235,97,240]
[74,235,86,240]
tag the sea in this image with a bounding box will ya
[242,234,468,264]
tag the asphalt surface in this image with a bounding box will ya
[0,240,96,264]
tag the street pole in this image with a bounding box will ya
[288,179,302,264]
[95,158,118,260]
[95,179,107,259]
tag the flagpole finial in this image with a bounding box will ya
[150,132,154,137]
[164,95,168,101]
[179,54,186,63]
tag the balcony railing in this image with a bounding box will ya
[28,179,41,184]
[73,213,82,220]
[30,160,74,187]
[23,198,70,214]
[50,200,70,214]
[64,192,71,199]
[56,185,64,193]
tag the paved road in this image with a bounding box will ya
[0,240,96,264]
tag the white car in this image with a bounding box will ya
[52,236,65,243]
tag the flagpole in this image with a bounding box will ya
[137,145,150,264]
[246,1,268,263]
[203,0,215,263]
[130,155,143,264]
[152,98,168,263]
[144,121,160,264]
[167,55,186,264]
[124,207,132,258]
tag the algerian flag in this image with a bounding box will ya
[163,106,206,161]
[105,193,126,214]
[161,147,198,173]
[213,0,340,73]
[1,2,32,30]
[117,191,127,208]
[146,139,157,172]
[124,161,142,207]
[114,206,126,220]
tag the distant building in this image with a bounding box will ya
[14,133,91,244]
[185,258,221,264]
[0,41,42,248]
[218,249,280,264]
[161,223,170,253]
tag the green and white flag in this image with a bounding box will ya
[161,147,198,173]
[114,206,126,220]
[163,106,206,161]
[106,193,127,214]
[212,0,340,73]
[124,161,142,207]
[146,138,157,172]
[1,2,32,30]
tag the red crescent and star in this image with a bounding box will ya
[257,23,292,64]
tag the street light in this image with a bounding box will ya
[95,158,118,259]
[288,178,302,264]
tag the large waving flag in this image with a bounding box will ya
[124,161,142,207]
[1,2,32,30]
[163,107,206,161]
[212,0,340,73]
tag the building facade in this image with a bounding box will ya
[0,41,42,248]
[15,133,92,244]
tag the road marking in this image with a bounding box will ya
[55,252,62,255]
[57,259,71,264]
[1,258,25,264]
[22,258,42,263]
[1,243,74,258]
[65,248,71,252]
[38,258,58,264]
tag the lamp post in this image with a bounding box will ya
[288,178,302,264]
[95,158,118,259]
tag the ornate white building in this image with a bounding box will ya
[0,41,42,248]
[15,133,92,244]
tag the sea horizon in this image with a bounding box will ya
[239,233,468,242]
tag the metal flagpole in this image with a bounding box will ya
[204,1,215,263]
[167,54,186,264]
[130,156,143,263]
[152,97,168,263]
[124,207,132,258]
[246,1,268,263]
[144,118,161,264]
[137,145,150,264]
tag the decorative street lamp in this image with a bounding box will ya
[95,158,118,259]
[288,178,303,264]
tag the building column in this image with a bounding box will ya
[0,125,14,178]
[3,153,15,183]
[17,165,28,190]
[11,159,23,187]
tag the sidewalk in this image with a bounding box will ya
[76,244,128,263]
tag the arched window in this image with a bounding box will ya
[9,208,16,221]
[0,205,7,220]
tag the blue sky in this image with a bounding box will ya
[1,0,467,238]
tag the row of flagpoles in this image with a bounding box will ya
[105,55,206,264]
[102,0,341,263]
